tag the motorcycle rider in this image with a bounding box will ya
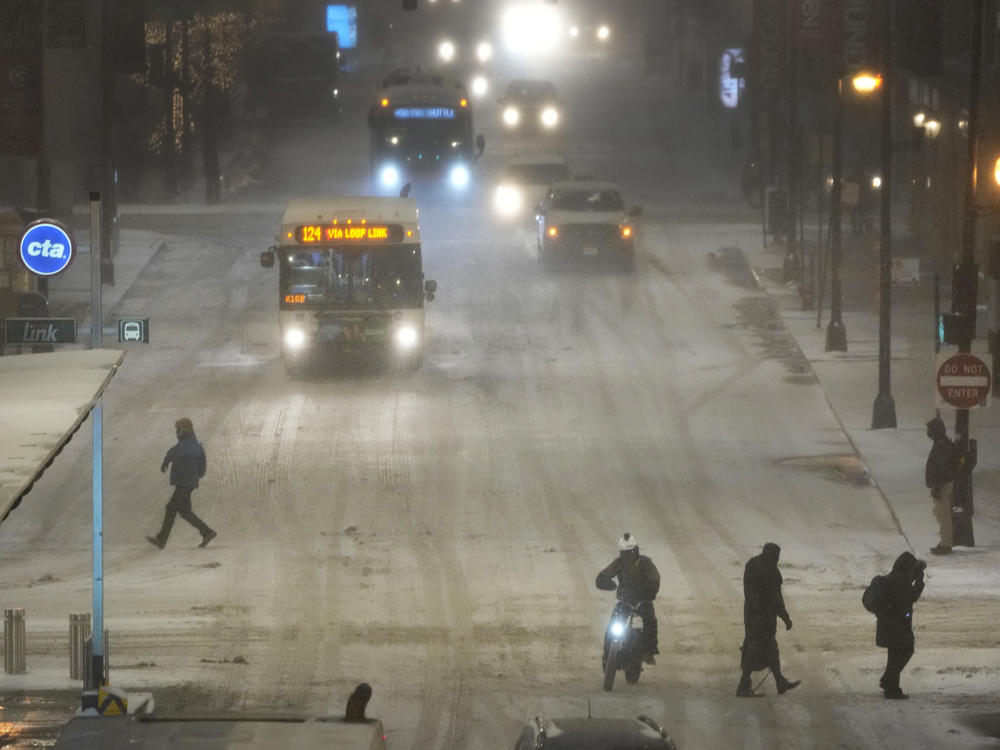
[596,532,660,664]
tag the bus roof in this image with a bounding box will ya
[281,196,419,227]
[378,83,468,108]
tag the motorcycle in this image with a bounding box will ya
[601,599,648,691]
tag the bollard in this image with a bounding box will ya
[4,608,26,674]
[82,631,110,689]
[69,613,92,680]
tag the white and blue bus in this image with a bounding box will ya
[260,196,436,374]
[367,69,485,192]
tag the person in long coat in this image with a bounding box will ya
[736,542,800,696]
[876,551,925,699]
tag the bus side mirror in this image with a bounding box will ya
[260,247,275,268]
[424,279,437,301]
[475,134,485,158]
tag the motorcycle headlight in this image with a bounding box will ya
[395,325,419,350]
[502,106,520,127]
[609,620,626,638]
[540,106,559,128]
[284,327,307,350]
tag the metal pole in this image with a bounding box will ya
[826,73,847,351]
[872,0,897,428]
[4,608,26,674]
[952,0,986,548]
[70,612,91,680]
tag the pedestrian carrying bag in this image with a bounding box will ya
[862,574,887,616]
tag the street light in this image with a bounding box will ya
[827,69,882,353]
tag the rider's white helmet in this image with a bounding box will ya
[618,532,638,552]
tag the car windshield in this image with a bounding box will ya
[503,163,570,185]
[550,189,625,212]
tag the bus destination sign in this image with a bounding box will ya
[394,107,455,120]
[295,223,404,244]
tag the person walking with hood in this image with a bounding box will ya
[736,542,800,696]
[925,415,957,555]
[147,418,216,549]
[875,551,925,699]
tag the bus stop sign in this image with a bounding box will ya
[19,219,75,276]
[936,352,991,409]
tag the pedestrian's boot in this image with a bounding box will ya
[883,687,908,700]
[146,535,165,550]
[929,545,952,555]
[736,674,753,697]
[776,676,801,694]
[199,530,217,548]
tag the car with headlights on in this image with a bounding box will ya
[535,177,641,270]
[492,153,571,223]
[513,715,678,749]
[498,79,564,134]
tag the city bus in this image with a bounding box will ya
[260,196,436,374]
[367,69,485,192]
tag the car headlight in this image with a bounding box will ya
[569,25,580,38]
[379,164,400,187]
[437,39,456,62]
[476,41,493,63]
[494,185,523,216]
[395,325,419,349]
[284,328,307,350]
[449,163,470,188]
[597,24,610,41]
[470,74,489,97]
[609,620,626,638]
[540,106,559,128]
[502,106,520,127]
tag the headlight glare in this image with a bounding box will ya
[449,163,470,188]
[540,106,559,128]
[284,328,306,350]
[610,621,626,638]
[502,106,520,127]
[395,325,419,349]
[379,164,400,187]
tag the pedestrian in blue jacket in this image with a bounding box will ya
[147,418,216,549]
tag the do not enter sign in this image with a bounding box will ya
[936,352,992,409]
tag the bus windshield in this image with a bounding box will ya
[376,116,471,154]
[280,245,423,310]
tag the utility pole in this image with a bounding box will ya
[952,0,986,547]
[871,0,896,428]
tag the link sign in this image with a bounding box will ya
[936,352,991,409]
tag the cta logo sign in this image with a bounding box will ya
[19,219,76,276]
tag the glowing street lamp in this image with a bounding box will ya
[852,72,882,94]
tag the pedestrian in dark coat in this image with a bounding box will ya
[876,551,925,699]
[925,416,956,555]
[147,418,216,549]
[736,542,800,696]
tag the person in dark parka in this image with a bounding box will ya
[925,416,956,555]
[876,551,925,699]
[146,418,216,549]
[736,542,800,696]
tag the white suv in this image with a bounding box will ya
[535,177,641,270]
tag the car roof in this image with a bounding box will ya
[503,152,568,168]
[538,717,675,749]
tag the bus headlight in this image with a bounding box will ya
[502,106,521,127]
[540,106,559,128]
[379,164,400,187]
[449,163,470,189]
[494,185,523,216]
[395,325,419,350]
[471,74,489,98]
[284,327,307,350]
